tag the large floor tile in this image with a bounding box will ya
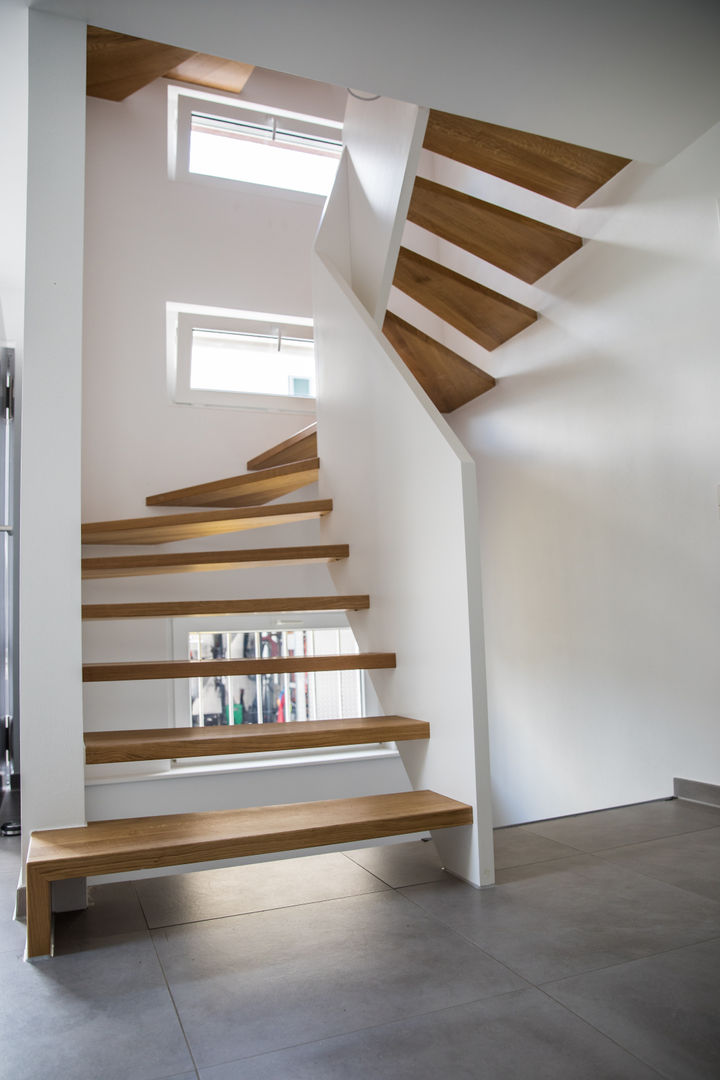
[343,839,446,887]
[527,799,720,852]
[546,937,720,1080]
[153,889,525,1067]
[1,933,194,1080]
[0,831,21,875]
[0,869,28,955]
[136,852,388,929]
[54,881,149,953]
[199,988,661,1080]
[596,826,720,904]
[401,854,720,983]
[493,825,580,869]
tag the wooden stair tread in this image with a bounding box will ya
[145,458,319,509]
[408,176,583,284]
[82,543,349,580]
[86,26,195,101]
[82,499,333,547]
[82,595,369,620]
[247,423,318,471]
[85,716,428,763]
[83,652,396,683]
[394,247,536,351]
[424,110,630,208]
[384,312,495,412]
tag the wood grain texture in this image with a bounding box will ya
[408,176,583,283]
[424,110,631,207]
[85,716,428,763]
[164,54,254,94]
[145,458,320,508]
[247,423,318,471]
[393,247,536,350]
[86,26,194,101]
[82,595,369,620]
[383,311,495,412]
[82,543,349,580]
[83,653,396,683]
[82,498,332,546]
[26,789,472,955]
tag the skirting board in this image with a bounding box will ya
[674,777,720,809]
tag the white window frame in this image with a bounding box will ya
[168,303,317,414]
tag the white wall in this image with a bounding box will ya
[433,124,720,825]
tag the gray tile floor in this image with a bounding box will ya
[2,797,720,1078]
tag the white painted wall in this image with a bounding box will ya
[31,0,720,163]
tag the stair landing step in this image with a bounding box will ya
[247,422,318,472]
[393,247,536,351]
[82,594,369,620]
[146,458,319,509]
[83,652,396,683]
[85,716,428,763]
[82,543,348,580]
[384,312,495,412]
[424,110,630,207]
[408,176,583,284]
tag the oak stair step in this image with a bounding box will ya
[146,458,319,509]
[82,543,349,580]
[394,247,536,351]
[424,109,630,208]
[384,312,495,412]
[408,176,583,284]
[85,715,428,763]
[82,594,370,620]
[247,422,318,472]
[26,790,473,956]
[82,498,331,546]
[83,652,396,683]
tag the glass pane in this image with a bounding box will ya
[190,330,315,398]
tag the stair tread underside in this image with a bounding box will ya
[247,423,318,471]
[82,595,370,619]
[83,652,397,682]
[146,458,319,508]
[82,543,348,579]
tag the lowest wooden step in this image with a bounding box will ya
[423,109,630,207]
[145,458,319,508]
[26,790,473,956]
[393,247,536,351]
[408,175,583,284]
[82,594,370,619]
[246,422,318,471]
[82,543,348,579]
[82,498,332,545]
[85,715,429,763]
[83,652,396,682]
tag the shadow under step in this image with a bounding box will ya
[85,715,428,763]
[82,543,348,579]
[424,109,630,207]
[82,594,369,619]
[146,457,319,508]
[82,499,332,546]
[83,652,396,683]
[384,311,495,412]
[26,790,473,957]
[408,176,582,284]
[394,247,536,351]
[247,422,318,472]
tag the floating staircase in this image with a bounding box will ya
[27,427,471,957]
[383,110,630,411]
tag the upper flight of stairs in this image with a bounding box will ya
[27,426,471,957]
[384,110,630,412]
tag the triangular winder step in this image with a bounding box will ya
[83,652,397,682]
[82,594,370,619]
[246,422,318,472]
[81,499,333,546]
[85,715,429,763]
[82,543,349,579]
[383,311,495,412]
[26,791,473,956]
[408,176,583,284]
[393,247,536,351]
[423,109,631,207]
[146,457,319,508]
